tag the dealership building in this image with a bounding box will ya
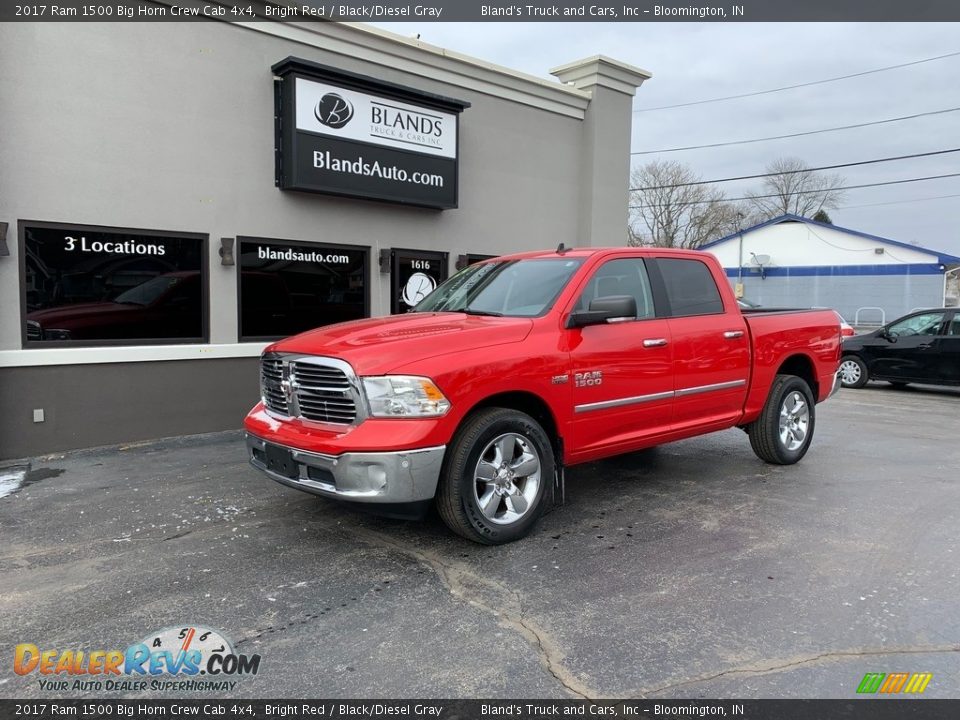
[0,16,651,458]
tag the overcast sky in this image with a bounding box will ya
[371,22,960,257]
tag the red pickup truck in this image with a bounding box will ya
[245,247,842,544]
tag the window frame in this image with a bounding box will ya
[19,220,209,349]
[647,256,727,319]
[885,311,948,338]
[571,257,660,322]
[236,235,371,342]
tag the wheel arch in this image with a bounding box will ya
[776,353,819,398]
[462,391,562,462]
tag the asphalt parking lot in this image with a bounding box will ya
[2,385,958,700]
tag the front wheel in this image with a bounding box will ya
[436,407,553,545]
[748,374,816,465]
[839,355,869,388]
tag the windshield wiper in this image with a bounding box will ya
[460,308,504,317]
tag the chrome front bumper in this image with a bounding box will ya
[246,433,446,504]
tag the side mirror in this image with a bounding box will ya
[878,328,897,343]
[566,295,637,329]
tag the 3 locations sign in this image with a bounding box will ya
[273,57,470,209]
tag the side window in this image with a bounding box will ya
[575,258,655,319]
[948,316,960,336]
[656,258,724,317]
[887,312,945,337]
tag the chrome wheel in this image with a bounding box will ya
[473,433,541,525]
[778,391,809,451]
[839,359,861,386]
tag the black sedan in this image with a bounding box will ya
[839,308,960,388]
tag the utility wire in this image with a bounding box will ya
[633,50,960,112]
[629,172,960,209]
[630,147,960,191]
[838,192,960,210]
[631,107,960,155]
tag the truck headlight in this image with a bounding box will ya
[43,329,72,340]
[362,376,450,418]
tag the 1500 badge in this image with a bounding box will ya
[574,371,602,388]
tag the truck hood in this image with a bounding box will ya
[269,312,535,375]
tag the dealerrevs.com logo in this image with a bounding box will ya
[13,625,261,693]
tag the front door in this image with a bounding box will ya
[566,257,675,458]
[389,248,449,314]
[868,311,947,382]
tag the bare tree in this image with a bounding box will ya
[629,160,743,249]
[746,157,846,220]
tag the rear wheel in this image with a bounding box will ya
[748,374,816,465]
[839,355,868,388]
[436,408,553,545]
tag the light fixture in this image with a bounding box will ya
[219,237,235,266]
[0,222,9,257]
[379,248,392,273]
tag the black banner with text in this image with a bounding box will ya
[3,699,959,719]
[4,0,960,22]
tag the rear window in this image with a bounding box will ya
[657,258,724,317]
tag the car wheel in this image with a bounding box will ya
[839,355,869,388]
[436,407,553,545]
[748,374,816,465]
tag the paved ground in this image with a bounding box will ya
[1,384,958,700]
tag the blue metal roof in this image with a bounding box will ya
[699,213,960,265]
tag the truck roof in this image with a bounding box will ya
[487,246,709,262]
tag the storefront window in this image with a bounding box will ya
[22,222,207,345]
[238,238,369,340]
[390,248,449,314]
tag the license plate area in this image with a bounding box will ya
[265,444,299,480]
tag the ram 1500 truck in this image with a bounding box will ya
[245,247,842,544]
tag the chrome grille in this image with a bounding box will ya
[26,320,42,341]
[293,361,357,424]
[260,354,360,425]
[260,354,288,415]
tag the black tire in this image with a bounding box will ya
[436,407,553,545]
[839,354,869,389]
[748,374,816,465]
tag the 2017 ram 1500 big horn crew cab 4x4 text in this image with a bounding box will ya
[245,247,842,544]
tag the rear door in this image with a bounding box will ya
[566,256,674,457]
[650,256,750,432]
[927,311,960,385]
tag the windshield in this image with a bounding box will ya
[415,258,583,317]
[114,275,182,306]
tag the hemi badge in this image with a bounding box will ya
[551,374,569,385]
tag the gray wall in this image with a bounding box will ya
[734,274,945,325]
[0,22,590,347]
[0,23,644,458]
[0,359,259,458]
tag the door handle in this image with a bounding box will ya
[724,330,745,339]
[643,338,668,348]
